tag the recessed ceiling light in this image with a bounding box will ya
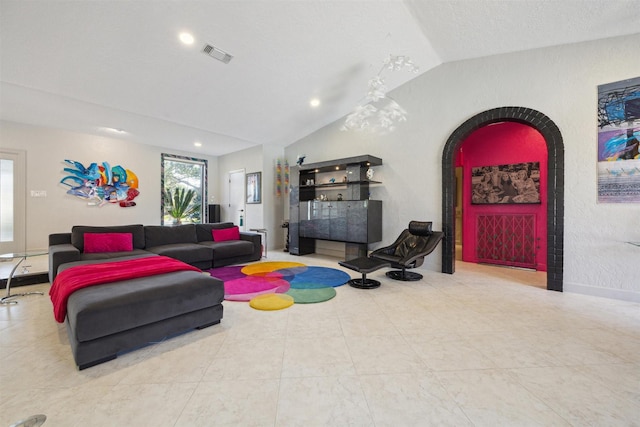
[310,98,320,108]
[179,32,195,45]
[194,141,202,147]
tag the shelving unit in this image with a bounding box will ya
[289,155,383,260]
[300,181,382,190]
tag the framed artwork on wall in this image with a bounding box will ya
[597,76,640,203]
[471,162,541,204]
[246,171,262,204]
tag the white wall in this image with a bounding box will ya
[3,34,638,301]
[261,144,286,252]
[217,144,285,251]
[0,121,219,249]
[217,145,260,228]
[284,33,640,302]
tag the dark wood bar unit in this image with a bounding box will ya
[289,154,382,260]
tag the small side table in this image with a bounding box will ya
[249,228,268,258]
[339,256,390,289]
[1,250,48,305]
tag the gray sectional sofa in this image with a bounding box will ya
[48,222,261,370]
[49,222,262,282]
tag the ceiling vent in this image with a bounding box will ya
[202,44,233,64]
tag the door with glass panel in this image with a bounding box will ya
[0,149,26,254]
[228,169,245,230]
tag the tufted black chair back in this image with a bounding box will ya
[370,221,443,281]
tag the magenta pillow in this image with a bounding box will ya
[212,226,240,242]
[84,233,134,253]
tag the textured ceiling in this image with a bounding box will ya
[1,0,639,156]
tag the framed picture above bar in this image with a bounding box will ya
[246,171,262,204]
[471,162,541,204]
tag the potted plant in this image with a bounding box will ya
[164,187,200,225]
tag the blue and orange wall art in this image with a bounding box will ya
[597,76,640,203]
[60,160,139,207]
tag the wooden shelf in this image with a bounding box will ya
[299,154,382,173]
[301,180,381,189]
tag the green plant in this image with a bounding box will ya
[164,187,200,224]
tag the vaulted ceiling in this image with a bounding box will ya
[2,1,639,156]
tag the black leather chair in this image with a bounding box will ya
[370,221,443,281]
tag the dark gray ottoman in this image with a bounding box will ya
[63,269,224,369]
[339,257,390,289]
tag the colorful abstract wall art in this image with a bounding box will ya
[597,77,640,203]
[276,159,282,198]
[284,159,290,194]
[60,160,140,207]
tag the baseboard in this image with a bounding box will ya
[564,281,640,303]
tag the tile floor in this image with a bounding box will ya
[1,253,639,426]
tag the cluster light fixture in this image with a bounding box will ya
[342,55,419,133]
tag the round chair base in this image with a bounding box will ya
[10,414,47,427]
[386,270,423,281]
[348,278,381,289]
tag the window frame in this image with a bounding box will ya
[161,153,208,225]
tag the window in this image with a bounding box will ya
[161,154,207,225]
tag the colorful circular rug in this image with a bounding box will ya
[223,276,291,302]
[208,262,349,309]
[285,287,337,304]
[249,293,295,310]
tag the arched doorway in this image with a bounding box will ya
[442,107,564,292]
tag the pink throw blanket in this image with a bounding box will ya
[50,256,201,322]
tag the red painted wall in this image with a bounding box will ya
[457,122,548,271]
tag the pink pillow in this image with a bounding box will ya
[212,226,240,242]
[84,233,134,253]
